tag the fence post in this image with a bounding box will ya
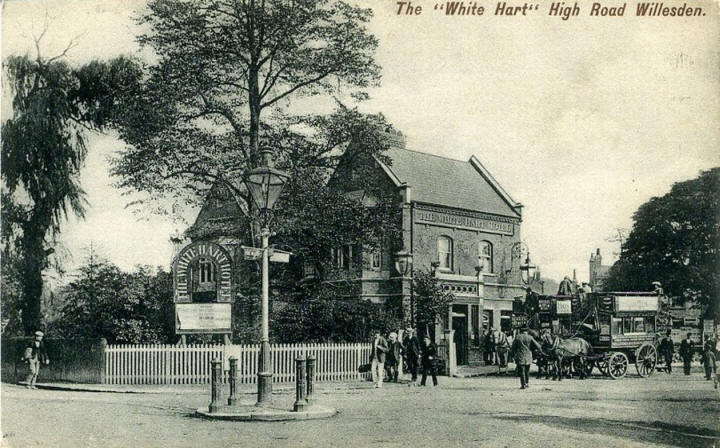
[227,356,238,406]
[209,358,223,413]
[293,357,307,412]
[306,355,315,406]
[97,338,107,384]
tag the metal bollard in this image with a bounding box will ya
[305,355,316,406]
[293,357,307,412]
[227,356,238,406]
[209,358,223,413]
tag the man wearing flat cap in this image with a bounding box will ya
[22,331,49,389]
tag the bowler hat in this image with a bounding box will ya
[34,331,44,337]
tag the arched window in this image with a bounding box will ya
[189,257,217,302]
[437,236,453,270]
[478,241,493,273]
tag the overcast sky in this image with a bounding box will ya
[3,0,719,284]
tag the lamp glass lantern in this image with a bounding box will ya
[244,166,289,212]
[519,253,537,285]
[394,250,413,276]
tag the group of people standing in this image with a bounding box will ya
[657,329,717,384]
[369,328,440,388]
[482,328,511,372]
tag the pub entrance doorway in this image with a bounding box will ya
[451,305,468,366]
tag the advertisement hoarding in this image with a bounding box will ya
[176,303,232,334]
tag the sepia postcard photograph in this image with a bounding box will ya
[1,0,719,446]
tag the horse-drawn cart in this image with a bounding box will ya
[582,292,660,379]
[519,291,660,380]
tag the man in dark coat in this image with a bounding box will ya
[385,332,403,383]
[702,334,717,384]
[369,332,389,388]
[23,331,49,389]
[658,329,674,374]
[483,329,493,366]
[510,328,542,389]
[679,333,694,375]
[558,276,574,296]
[524,287,539,316]
[420,335,438,387]
[404,328,421,385]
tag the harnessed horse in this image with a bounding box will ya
[528,329,553,379]
[540,333,592,381]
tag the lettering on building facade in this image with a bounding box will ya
[174,241,233,303]
[414,206,516,235]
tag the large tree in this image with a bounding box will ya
[112,0,381,227]
[1,46,140,335]
[603,168,720,317]
[111,1,401,337]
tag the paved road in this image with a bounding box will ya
[2,368,719,448]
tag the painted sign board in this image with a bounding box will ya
[176,303,232,334]
[614,295,658,312]
[556,300,572,315]
[269,249,291,263]
[174,241,232,303]
[243,246,263,260]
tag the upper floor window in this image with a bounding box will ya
[478,241,493,273]
[437,236,453,270]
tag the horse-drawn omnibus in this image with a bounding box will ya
[515,291,660,380]
[581,291,660,379]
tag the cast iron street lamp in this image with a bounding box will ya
[244,150,289,406]
[394,249,414,326]
[503,241,538,289]
[519,253,537,285]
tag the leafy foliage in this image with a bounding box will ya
[271,283,403,343]
[1,52,141,335]
[112,0,381,219]
[51,254,174,344]
[603,168,720,317]
[413,269,454,338]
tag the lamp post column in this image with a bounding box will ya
[257,227,272,405]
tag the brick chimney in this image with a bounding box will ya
[381,127,406,148]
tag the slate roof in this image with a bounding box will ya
[379,146,521,218]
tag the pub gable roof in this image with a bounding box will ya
[376,146,521,219]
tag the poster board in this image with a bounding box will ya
[175,303,232,334]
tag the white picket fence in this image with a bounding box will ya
[103,343,372,385]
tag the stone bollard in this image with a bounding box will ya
[306,355,316,406]
[293,357,307,412]
[227,356,238,406]
[209,358,223,413]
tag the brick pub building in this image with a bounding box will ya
[323,131,528,366]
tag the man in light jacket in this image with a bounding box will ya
[23,331,49,389]
[370,332,389,388]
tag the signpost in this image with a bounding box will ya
[243,246,292,263]
[242,246,263,261]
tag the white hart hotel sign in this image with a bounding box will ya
[174,241,233,303]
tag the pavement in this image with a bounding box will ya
[3,366,719,447]
[14,380,379,394]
